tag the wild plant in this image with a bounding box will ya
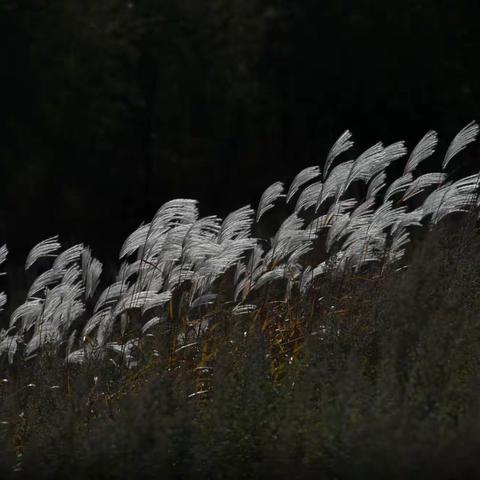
[0,122,479,372]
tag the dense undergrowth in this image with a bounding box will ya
[1,221,480,479]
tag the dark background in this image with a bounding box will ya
[1,0,480,263]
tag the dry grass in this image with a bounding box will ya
[1,222,480,478]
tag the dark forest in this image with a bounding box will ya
[2,1,479,261]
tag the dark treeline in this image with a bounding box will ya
[1,0,480,262]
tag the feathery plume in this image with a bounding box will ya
[113,290,172,318]
[0,292,6,312]
[367,171,387,199]
[295,181,323,212]
[26,235,61,270]
[404,130,438,174]
[256,181,284,222]
[65,349,88,365]
[28,268,65,298]
[141,316,164,334]
[120,224,152,259]
[0,244,7,267]
[342,142,385,194]
[442,121,479,169]
[82,248,103,299]
[153,198,199,228]
[384,173,413,201]
[190,294,217,309]
[25,323,61,356]
[232,304,258,315]
[0,330,18,364]
[384,141,407,162]
[218,206,255,243]
[94,281,128,313]
[10,299,44,330]
[316,161,354,211]
[286,166,321,203]
[53,244,84,271]
[402,173,447,201]
[324,130,354,179]
[82,308,111,340]
[254,266,286,290]
[386,228,411,265]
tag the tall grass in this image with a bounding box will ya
[1,124,480,477]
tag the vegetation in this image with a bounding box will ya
[1,125,480,477]
[2,2,480,477]
[2,222,480,478]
